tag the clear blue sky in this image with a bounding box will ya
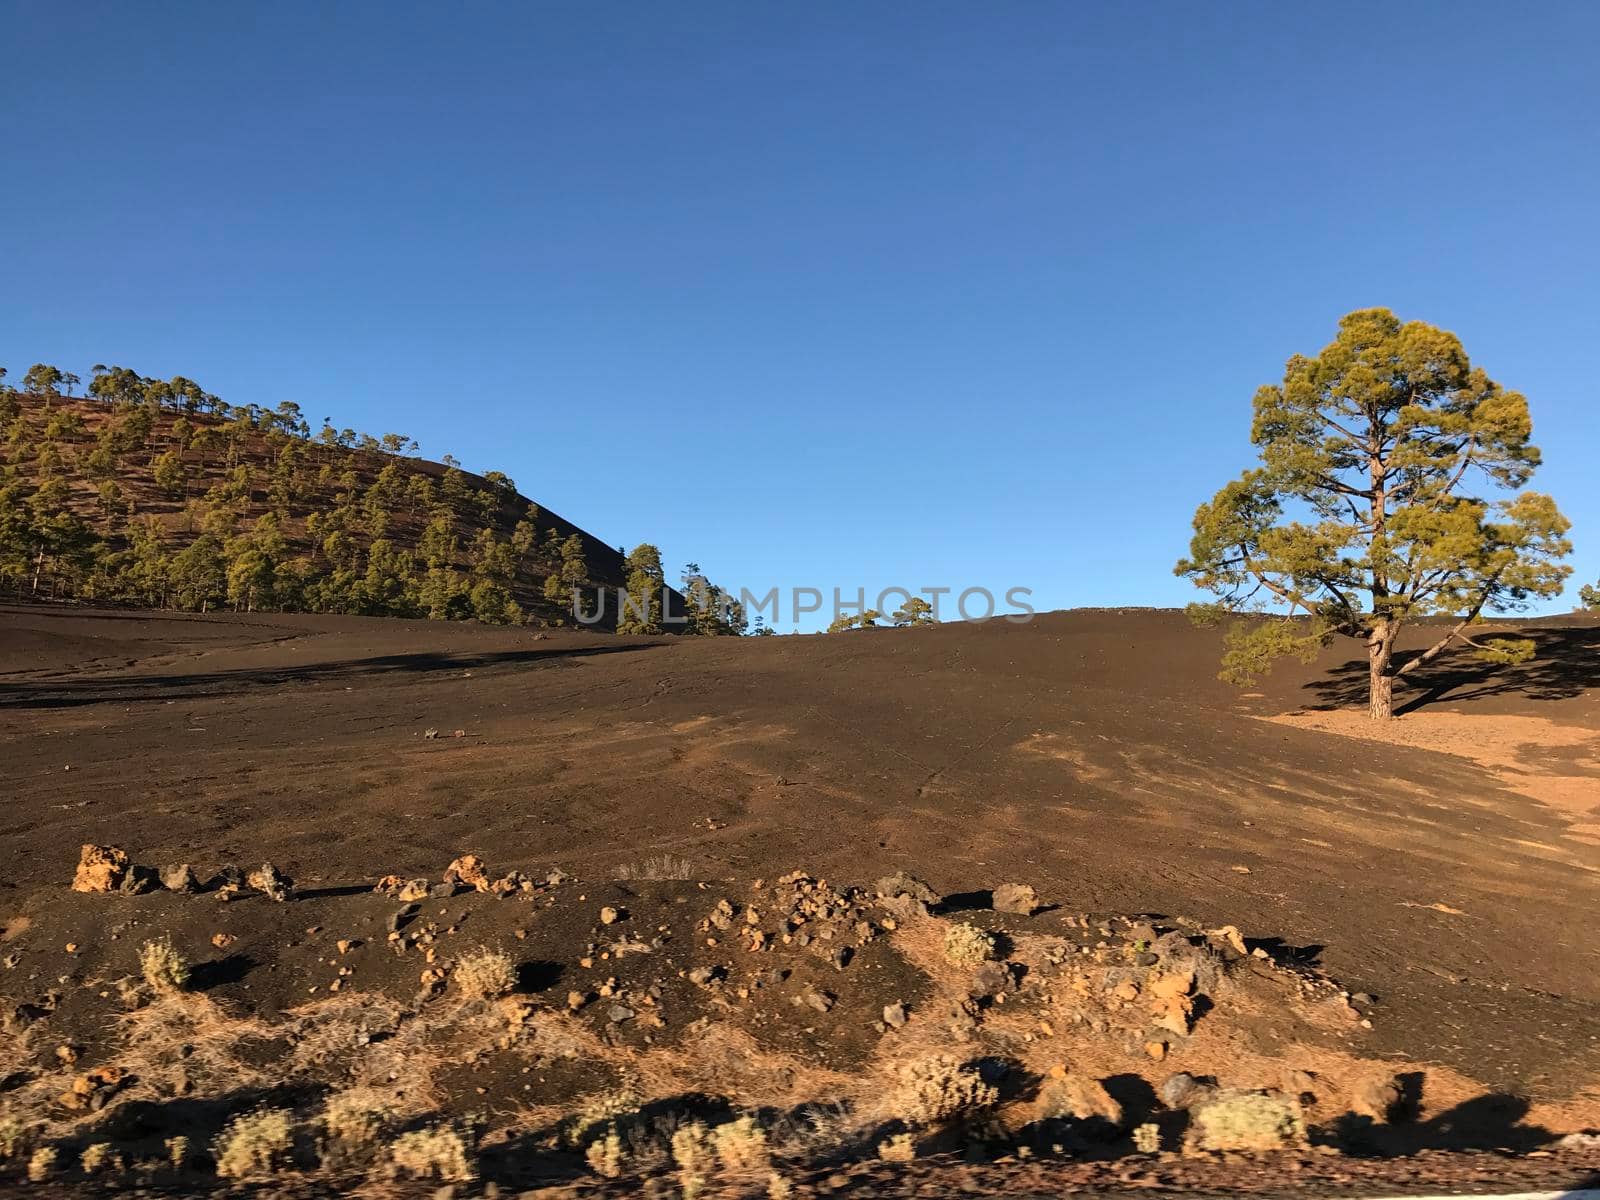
[4,2,1596,627]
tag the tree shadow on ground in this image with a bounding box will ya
[188,954,257,991]
[0,642,659,709]
[1327,1089,1559,1155]
[1301,627,1600,715]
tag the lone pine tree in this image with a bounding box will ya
[1178,308,1571,719]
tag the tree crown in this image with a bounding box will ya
[1178,308,1570,682]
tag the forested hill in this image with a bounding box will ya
[0,369,731,632]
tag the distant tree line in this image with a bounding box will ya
[0,362,742,633]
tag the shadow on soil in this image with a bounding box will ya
[1302,627,1600,716]
[0,643,658,709]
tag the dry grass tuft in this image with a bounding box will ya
[214,1108,294,1179]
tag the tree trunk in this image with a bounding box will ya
[1368,632,1395,720]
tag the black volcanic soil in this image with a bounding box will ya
[2,604,1598,1164]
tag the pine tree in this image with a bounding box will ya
[1179,309,1571,718]
[617,543,665,634]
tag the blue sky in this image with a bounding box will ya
[3,1,1596,628]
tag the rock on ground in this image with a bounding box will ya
[71,845,129,893]
[992,882,1040,915]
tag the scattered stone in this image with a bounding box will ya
[211,933,235,949]
[489,873,526,898]
[72,845,129,893]
[599,906,621,925]
[794,986,835,1013]
[687,966,721,987]
[1158,1072,1216,1110]
[1035,1074,1123,1130]
[118,865,159,895]
[445,855,491,893]
[873,871,940,913]
[1208,925,1248,956]
[566,991,588,1011]
[607,1005,634,1024]
[247,863,291,902]
[58,1066,127,1113]
[160,864,200,893]
[387,905,420,933]
[1350,1074,1403,1121]
[423,728,440,739]
[992,883,1040,915]
[882,1002,908,1028]
[969,961,1013,1000]
[4,1003,49,1034]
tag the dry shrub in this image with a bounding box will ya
[584,1124,626,1178]
[139,936,190,994]
[888,1055,997,1127]
[942,923,995,966]
[79,1142,118,1175]
[0,1118,29,1159]
[615,855,696,881]
[318,1089,391,1169]
[214,1108,293,1179]
[452,947,517,999]
[26,1146,56,1181]
[671,1121,714,1200]
[1187,1089,1306,1151]
[565,1087,644,1149]
[877,1132,915,1162]
[713,1116,770,1173]
[390,1124,475,1182]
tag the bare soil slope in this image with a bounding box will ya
[3,606,1596,1090]
[1,605,1597,1193]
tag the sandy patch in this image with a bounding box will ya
[1267,710,1600,843]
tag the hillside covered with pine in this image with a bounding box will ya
[0,364,739,632]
